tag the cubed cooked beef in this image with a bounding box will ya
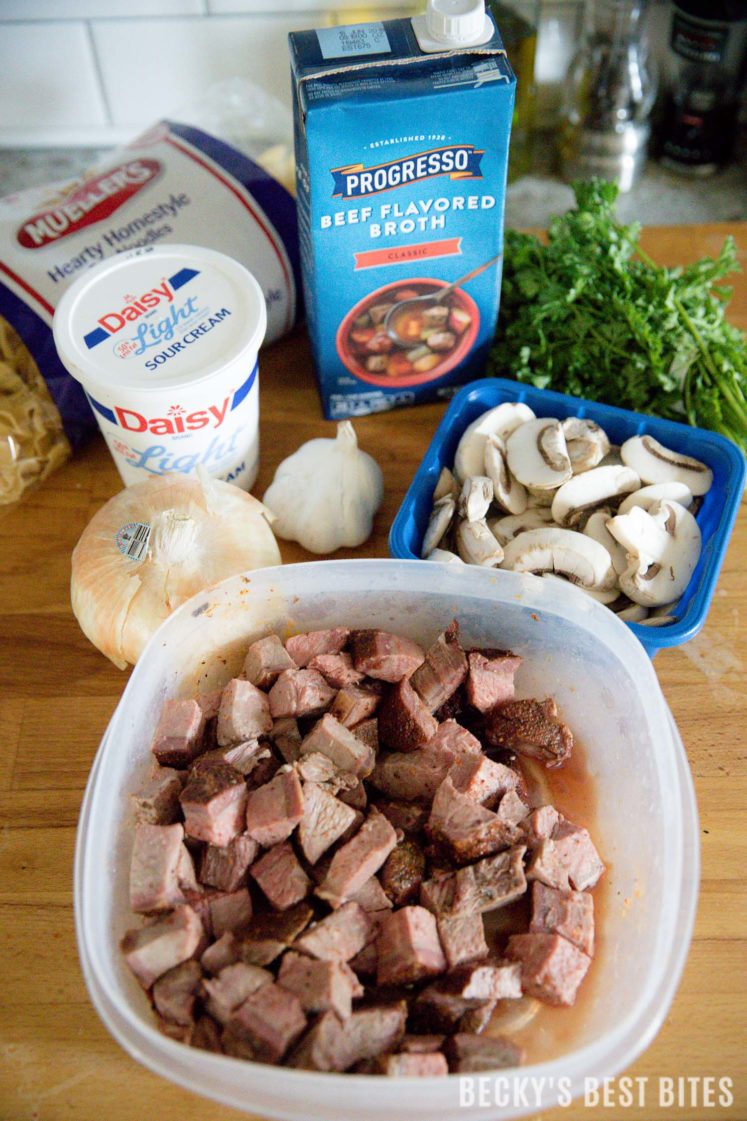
[329,684,381,728]
[376,905,446,985]
[484,698,573,768]
[199,833,258,893]
[224,981,307,1063]
[349,875,393,913]
[530,881,595,955]
[379,1052,448,1077]
[317,812,397,907]
[202,961,272,1024]
[427,775,520,863]
[129,823,188,913]
[351,630,425,682]
[375,799,430,834]
[299,713,374,777]
[208,888,253,937]
[287,1010,349,1071]
[295,901,373,962]
[277,952,358,1020]
[527,818,604,892]
[121,904,204,989]
[436,912,489,970]
[243,634,297,688]
[377,678,439,753]
[180,764,248,847]
[269,668,337,720]
[448,753,520,806]
[151,698,206,768]
[465,651,522,713]
[380,840,426,907]
[444,1032,525,1072]
[297,781,358,864]
[152,960,202,1026]
[269,717,302,764]
[131,768,183,826]
[410,626,468,714]
[420,845,527,916]
[250,840,310,910]
[370,747,455,804]
[507,932,591,1006]
[400,1034,446,1054]
[217,679,273,745]
[424,719,482,757]
[201,931,240,975]
[308,652,364,688]
[351,716,379,752]
[286,628,350,667]
[245,768,304,847]
[236,902,314,966]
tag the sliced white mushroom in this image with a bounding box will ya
[454,402,536,481]
[458,476,494,522]
[550,465,641,528]
[456,519,504,567]
[640,615,676,627]
[599,445,623,467]
[617,481,693,515]
[620,435,713,496]
[501,526,616,591]
[526,486,555,508]
[607,500,701,607]
[489,508,554,545]
[583,509,629,576]
[421,495,455,557]
[484,434,528,516]
[432,465,459,502]
[562,417,611,473]
[616,602,649,622]
[506,419,572,491]
[542,573,620,604]
[426,548,464,565]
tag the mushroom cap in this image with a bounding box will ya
[484,434,528,516]
[454,402,536,481]
[562,417,611,474]
[489,508,554,545]
[506,419,573,490]
[582,509,629,576]
[550,465,641,528]
[608,500,701,607]
[620,435,713,496]
[422,495,456,557]
[617,481,693,515]
[456,518,504,566]
[501,526,616,590]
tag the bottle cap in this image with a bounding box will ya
[412,0,494,52]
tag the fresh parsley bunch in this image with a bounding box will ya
[490,179,747,456]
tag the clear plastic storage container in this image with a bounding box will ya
[75,559,699,1121]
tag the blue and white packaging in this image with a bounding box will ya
[289,5,515,419]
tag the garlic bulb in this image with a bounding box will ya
[263,421,383,554]
[71,469,280,669]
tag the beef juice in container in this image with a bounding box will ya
[53,244,266,488]
[289,0,516,419]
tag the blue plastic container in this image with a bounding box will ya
[389,377,746,656]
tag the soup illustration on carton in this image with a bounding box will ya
[290,1,516,418]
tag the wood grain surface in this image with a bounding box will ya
[0,224,745,1121]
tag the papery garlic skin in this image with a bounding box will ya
[263,421,383,554]
[71,469,280,669]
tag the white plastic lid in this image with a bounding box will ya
[53,244,267,393]
[412,0,494,52]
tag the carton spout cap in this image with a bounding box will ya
[426,0,486,45]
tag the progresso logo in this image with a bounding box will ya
[82,267,200,350]
[331,145,484,200]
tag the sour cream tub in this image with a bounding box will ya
[53,244,267,489]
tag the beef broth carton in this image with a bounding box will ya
[289,1,516,418]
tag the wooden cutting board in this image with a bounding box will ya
[0,223,745,1121]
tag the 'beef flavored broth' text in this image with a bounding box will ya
[289,1,516,418]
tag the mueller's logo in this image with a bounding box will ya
[83,267,199,350]
[17,159,161,248]
[331,145,484,199]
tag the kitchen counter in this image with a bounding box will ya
[0,222,745,1120]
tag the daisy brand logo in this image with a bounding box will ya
[332,145,484,199]
[112,398,231,435]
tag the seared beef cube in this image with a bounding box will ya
[410,628,468,712]
[225,982,306,1062]
[209,888,253,936]
[343,1003,408,1067]
[152,960,202,1026]
[420,845,527,916]
[427,776,519,863]
[278,952,358,1020]
[485,697,573,768]
[295,751,345,785]
[129,823,187,913]
[349,875,393,913]
[192,1015,223,1053]
[330,684,380,728]
[530,881,594,955]
[245,768,304,847]
[528,820,604,892]
[424,719,482,757]
[287,1010,349,1071]
[217,679,272,745]
[151,698,205,767]
[121,904,204,989]
[370,747,454,803]
[523,805,561,845]
[380,840,426,906]
[269,717,302,764]
[380,1053,448,1077]
[348,939,378,979]
[295,901,373,962]
[269,668,337,719]
[236,902,314,966]
[378,678,439,753]
[338,778,367,811]
[245,752,280,790]
[376,800,429,834]
[250,840,310,910]
[412,963,520,1033]
[300,713,374,778]
[156,1017,193,1043]
[351,630,425,682]
[131,767,183,825]
[420,870,460,915]
[376,905,446,985]
[444,1032,525,1072]
[449,753,520,806]
[180,763,247,847]
[459,1002,496,1034]
[298,781,358,864]
[201,931,239,975]
[449,961,522,1001]
[437,913,489,969]
[351,716,378,752]
[242,634,296,688]
[199,833,258,893]
[202,961,272,1024]
[196,688,224,720]
[466,651,522,713]
[497,789,529,827]
[317,812,397,907]
[308,652,364,688]
[401,1034,446,1053]
[286,627,350,667]
[507,932,591,1006]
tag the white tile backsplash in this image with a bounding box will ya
[0,0,207,17]
[0,21,106,130]
[91,13,318,125]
